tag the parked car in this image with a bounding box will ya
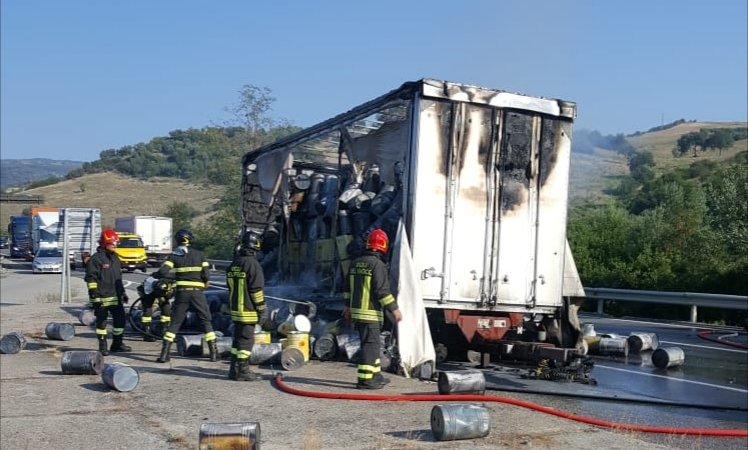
[32,247,63,274]
[0,236,8,249]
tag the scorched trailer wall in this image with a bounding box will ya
[239,79,585,359]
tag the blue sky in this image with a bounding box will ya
[1,0,746,162]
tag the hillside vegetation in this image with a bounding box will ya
[0,172,224,232]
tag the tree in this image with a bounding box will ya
[226,85,278,151]
[164,202,198,232]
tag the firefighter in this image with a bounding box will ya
[84,229,131,355]
[225,230,267,381]
[344,228,402,389]
[152,229,218,363]
[137,276,174,342]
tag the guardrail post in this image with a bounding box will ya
[690,305,698,323]
[597,299,604,314]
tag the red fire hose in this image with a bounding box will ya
[273,373,748,437]
[697,329,748,350]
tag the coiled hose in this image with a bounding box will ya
[697,329,748,350]
[273,373,748,437]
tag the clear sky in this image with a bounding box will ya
[1,0,746,162]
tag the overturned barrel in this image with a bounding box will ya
[0,331,27,354]
[431,404,490,441]
[652,346,685,369]
[79,309,96,326]
[628,332,659,353]
[61,350,104,375]
[102,362,140,392]
[199,422,260,450]
[177,334,203,356]
[313,333,337,360]
[203,336,233,358]
[597,337,629,357]
[249,343,282,365]
[438,369,486,395]
[281,347,305,371]
[336,333,361,362]
[45,322,75,341]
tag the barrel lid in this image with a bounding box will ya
[293,314,311,333]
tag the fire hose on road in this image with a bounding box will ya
[273,373,748,438]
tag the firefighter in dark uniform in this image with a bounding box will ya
[226,230,267,381]
[153,229,218,363]
[85,229,131,356]
[344,228,402,389]
[137,276,174,342]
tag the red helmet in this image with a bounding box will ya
[366,229,388,254]
[99,229,119,246]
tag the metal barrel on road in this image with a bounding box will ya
[101,362,140,392]
[199,422,260,450]
[438,369,486,395]
[628,332,659,353]
[431,404,490,441]
[61,350,104,375]
[45,322,75,341]
[652,346,685,369]
[0,331,27,354]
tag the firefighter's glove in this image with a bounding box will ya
[258,306,268,324]
[119,293,129,305]
[90,301,102,312]
[342,306,352,324]
[88,289,100,300]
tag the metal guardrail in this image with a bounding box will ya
[584,287,748,323]
[207,260,747,324]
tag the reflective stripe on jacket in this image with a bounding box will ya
[227,251,266,323]
[153,246,209,289]
[345,251,397,324]
[84,247,124,301]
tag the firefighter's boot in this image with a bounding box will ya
[157,340,172,363]
[374,373,391,386]
[110,335,132,353]
[97,335,109,356]
[207,339,219,362]
[235,358,258,381]
[228,355,237,380]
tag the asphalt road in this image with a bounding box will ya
[1,254,747,450]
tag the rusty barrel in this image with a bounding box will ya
[0,331,27,354]
[431,404,490,441]
[438,369,486,395]
[102,362,140,392]
[199,422,260,450]
[45,322,75,341]
[628,332,659,353]
[652,346,685,369]
[61,350,104,375]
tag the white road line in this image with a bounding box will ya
[595,364,748,393]
[658,340,748,353]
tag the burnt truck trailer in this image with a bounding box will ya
[240,79,586,371]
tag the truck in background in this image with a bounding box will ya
[114,216,173,266]
[27,207,62,262]
[8,215,30,258]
